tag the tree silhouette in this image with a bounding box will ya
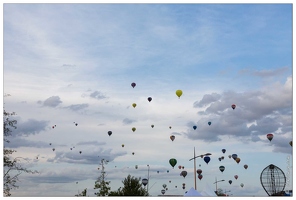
[94,159,111,196]
[3,108,39,196]
[109,174,149,196]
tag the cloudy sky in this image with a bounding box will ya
[2,2,293,197]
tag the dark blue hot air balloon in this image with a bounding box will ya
[193,125,197,130]
[232,154,238,160]
[208,122,211,126]
[222,149,226,154]
[204,156,211,164]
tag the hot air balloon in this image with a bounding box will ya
[142,178,148,186]
[228,155,231,159]
[169,126,172,129]
[219,166,225,173]
[182,166,185,169]
[132,127,136,132]
[222,149,226,154]
[132,103,137,108]
[289,141,292,146]
[157,171,159,173]
[196,169,202,175]
[198,174,203,180]
[176,90,183,98]
[193,125,197,130]
[240,183,244,188]
[236,157,241,164]
[208,122,211,126]
[182,183,186,189]
[161,189,165,195]
[218,157,222,161]
[267,133,273,142]
[147,97,152,102]
[151,125,154,128]
[135,165,138,169]
[181,171,187,178]
[52,148,55,151]
[108,131,112,136]
[169,180,171,183]
[70,148,72,150]
[231,104,236,110]
[175,186,177,188]
[131,82,136,88]
[232,154,238,160]
[178,165,182,169]
[79,151,82,154]
[132,152,135,155]
[204,156,211,164]
[49,143,52,145]
[221,156,224,160]
[170,135,175,141]
[244,164,248,169]
[122,144,124,147]
[169,158,177,168]
[234,175,238,180]
[167,170,169,173]
[74,122,78,126]
[229,180,232,185]
[162,184,167,189]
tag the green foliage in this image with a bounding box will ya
[109,174,149,196]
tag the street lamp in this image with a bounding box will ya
[147,164,150,193]
[189,147,212,190]
[213,177,225,194]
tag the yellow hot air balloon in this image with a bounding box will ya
[176,90,183,98]
[132,103,137,108]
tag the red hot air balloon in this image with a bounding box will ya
[231,104,236,110]
[267,133,273,142]
[131,82,136,88]
[234,175,238,180]
[147,97,152,102]
[198,174,203,180]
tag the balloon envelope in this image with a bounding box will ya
[244,164,248,169]
[161,189,165,195]
[204,156,211,164]
[142,178,148,186]
[267,133,273,141]
[169,158,177,168]
[176,90,183,98]
[236,157,241,164]
[151,125,154,128]
[108,131,112,136]
[222,149,226,153]
[219,166,225,173]
[231,104,236,110]
[232,154,238,160]
[198,174,203,180]
[147,97,152,102]
[132,127,136,132]
[289,141,292,146]
[234,175,238,180]
[208,122,211,126]
[181,171,187,178]
[132,103,137,108]
[170,135,175,141]
[229,180,232,185]
[131,82,136,88]
[193,125,197,130]
[196,169,202,175]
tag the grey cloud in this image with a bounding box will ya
[76,141,106,146]
[48,147,126,165]
[43,96,62,107]
[193,93,221,108]
[64,103,89,111]
[90,91,107,100]
[122,118,137,125]
[11,118,49,137]
[5,137,50,148]
[238,66,290,77]
[185,77,292,153]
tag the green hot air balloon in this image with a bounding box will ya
[176,90,183,98]
[169,158,177,168]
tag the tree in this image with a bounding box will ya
[108,174,149,196]
[94,159,111,196]
[3,109,39,196]
[75,188,87,197]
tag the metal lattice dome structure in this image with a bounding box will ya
[260,164,286,196]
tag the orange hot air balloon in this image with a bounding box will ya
[267,133,273,142]
[170,135,175,141]
[235,157,241,164]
